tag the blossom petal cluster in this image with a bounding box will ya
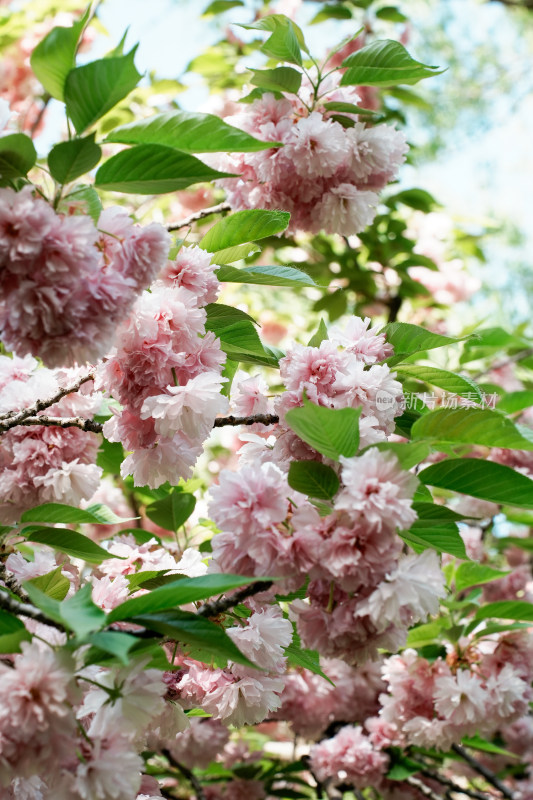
[98,246,227,488]
[0,188,171,366]
[215,85,408,235]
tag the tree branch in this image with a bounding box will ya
[0,371,95,428]
[406,776,445,800]
[196,580,273,617]
[418,768,492,800]
[166,202,231,232]
[213,413,279,428]
[451,745,515,800]
[0,588,66,632]
[162,749,206,800]
[0,411,280,436]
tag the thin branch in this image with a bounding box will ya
[10,415,104,433]
[29,94,51,138]
[418,768,492,800]
[0,563,29,603]
[0,371,95,427]
[166,202,231,232]
[0,589,66,632]
[472,348,533,381]
[451,745,515,800]
[1,411,280,436]
[197,580,273,618]
[162,749,206,800]
[406,776,445,800]
[213,413,279,428]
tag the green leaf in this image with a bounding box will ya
[381,322,462,362]
[388,188,438,212]
[285,641,333,684]
[285,396,361,461]
[95,144,234,194]
[497,391,533,415]
[60,584,107,637]
[288,461,340,500]
[0,134,37,184]
[0,608,31,653]
[322,100,377,116]
[461,735,519,759]
[107,574,260,623]
[400,520,467,559]
[311,6,352,22]
[65,184,103,223]
[30,10,88,100]
[307,319,329,347]
[365,441,430,470]
[211,243,261,264]
[217,264,315,288]
[105,110,279,153]
[250,67,302,95]
[396,366,483,402]
[129,609,255,667]
[376,6,408,22]
[240,15,306,65]
[199,209,290,251]
[85,631,139,665]
[420,458,533,509]
[145,490,196,532]
[412,407,533,450]
[405,620,447,648]
[205,304,258,334]
[48,134,102,184]
[28,567,70,601]
[21,502,134,525]
[65,47,142,133]
[474,600,533,623]
[215,320,277,367]
[455,563,509,593]
[22,584,63,627]
[340,39,442,87]
[23,526,121,564]
[203,0,244,16]
[412,503,471,523]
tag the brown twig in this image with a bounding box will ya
[406,775,445,800]
[166,202,231,232]
[452,745,515,800]
[197,580,273,617]
[0,371,95,427]
[29,94,51,138]
[1,411,280,436]
[213,413,279,428]
[0,588,66,632]
[418,768,492,800]
[162,749,206,800]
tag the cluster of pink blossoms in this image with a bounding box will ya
[376,632,533,751]
[239,316,401,469]
[0,354,102,523]
[215,81,408,235]
[0,641,189,799]
[209,450,445,664]
[173,605,292,728]
[98,245,228,488]
[0,187,171,366]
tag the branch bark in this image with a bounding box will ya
[166,202,231,232]
[451,745,515,800]
[162,749,207,800]
[196,580,273,617]
[0,588,66,632]
[0,371,95,428]
[1,411,280,436]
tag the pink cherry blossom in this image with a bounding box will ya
[310,725,389,788]
[336,449,418,531]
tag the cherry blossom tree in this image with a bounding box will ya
[0,2,532,799]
